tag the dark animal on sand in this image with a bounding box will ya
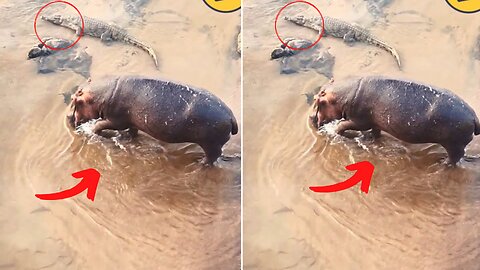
[67,76,238,165]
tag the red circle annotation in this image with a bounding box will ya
[274,0,325,51]
[33,0,85,51]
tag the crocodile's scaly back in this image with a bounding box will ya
[324,17,401,68]
[284,15,401,68]
[41,14,159,69]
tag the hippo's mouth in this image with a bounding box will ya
[310,103,321,129]
[310,114,318,129]
[67,104,77,128]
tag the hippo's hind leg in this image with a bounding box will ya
[443,144,465,165]
[198,123,232,166]
[441,133,473,165]
[442,139,471,165]
[199,142,224,166]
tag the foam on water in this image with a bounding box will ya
[316,119,371,151]
[75,119,131,151]
[74,118,101,136]
[316,119,342,136]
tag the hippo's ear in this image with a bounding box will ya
[87,77,92,83]
[329,78,334,84]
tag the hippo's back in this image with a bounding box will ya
[115,76,237,143]
[362,77,477,118]
[358,77,479,143]
[112,76,232,118]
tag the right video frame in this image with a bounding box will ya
[243,0,480,269]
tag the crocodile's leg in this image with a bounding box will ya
[75,26,82,36]
[42,46,52,56]
[100,31,113,43]
[281,37,296,49]
[343,31,356,46]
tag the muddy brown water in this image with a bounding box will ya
[0,0,240,269]
[244,0,480,269]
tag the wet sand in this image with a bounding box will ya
[0,0,240,269]
[244,0,480,269]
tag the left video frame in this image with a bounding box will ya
[0,0,241,269]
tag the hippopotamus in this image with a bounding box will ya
[67,76,238,165]
[310,76,480,165]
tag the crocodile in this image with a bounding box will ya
[284,15,401,68]
[41,14,159,69]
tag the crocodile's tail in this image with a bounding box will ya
[367,37,401,68]
[125,36,159,69]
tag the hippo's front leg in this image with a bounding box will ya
[343,31,356,46]
[335,120,371,136]
[92,119,115,134]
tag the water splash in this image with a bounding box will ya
[75,118,101,136]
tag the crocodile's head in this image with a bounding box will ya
[41,14,65,25]
[41,14,78,28]
[284,15,306,26]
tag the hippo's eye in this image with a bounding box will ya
[75,99,85,106]
[318,99,327,107]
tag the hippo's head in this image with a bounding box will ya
[66,79,100,128]
[309,81,343,129]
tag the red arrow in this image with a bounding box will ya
[309,161,374,194]
[35,168,101,201]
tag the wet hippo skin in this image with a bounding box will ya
[67,76,238,165]
[310,76,480,165]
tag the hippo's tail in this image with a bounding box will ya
[475,117,480,135]
[231,117,238,135]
